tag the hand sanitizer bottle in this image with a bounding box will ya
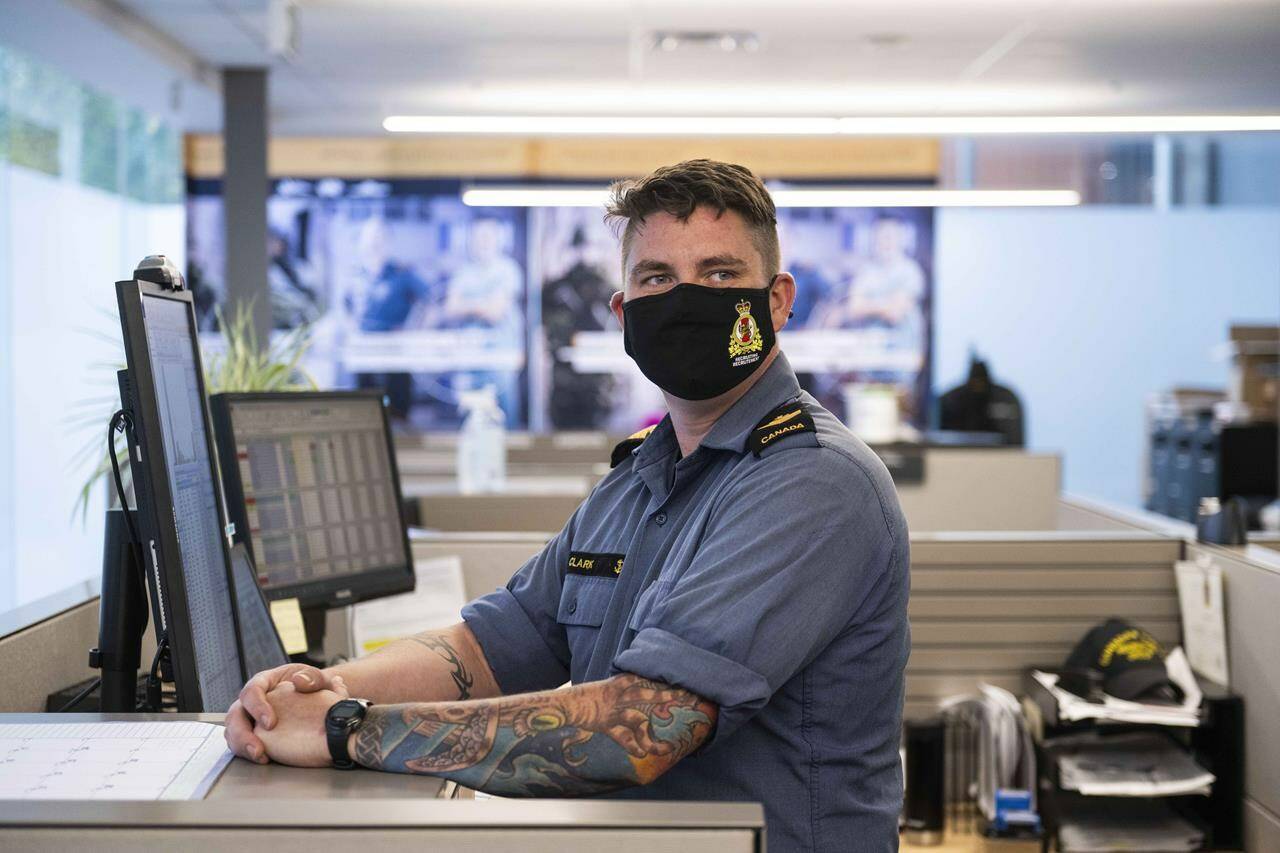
[457,385,507,494]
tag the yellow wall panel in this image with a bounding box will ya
[187,135,938,180]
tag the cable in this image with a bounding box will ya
[108,410,142,552]
[108,410,149,597]
[141,633,170,712]
[56,677,102,712]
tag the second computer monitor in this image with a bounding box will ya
[210,391,415,609]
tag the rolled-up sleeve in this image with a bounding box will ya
[613,448,899,747]
[461,510,579,695]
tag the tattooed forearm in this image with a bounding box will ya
[352,673,717,796]
[407,634,475,700]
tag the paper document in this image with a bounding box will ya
[1058,798,1203,852]
[0,721,232,800]
[1032,648,1203,727]
[351,556,468,655]
[269,597,309,655]
[1174,560,1230,686]
[1055,732,1214,797]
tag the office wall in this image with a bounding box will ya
[4,164,184,606]
[0,42,185,623]
[935,207,1280,507]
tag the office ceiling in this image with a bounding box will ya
[111,0,1280,134]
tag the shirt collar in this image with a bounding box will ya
[698,351,802,455]
[631,352,802,468]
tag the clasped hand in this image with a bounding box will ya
[224,664,351,768]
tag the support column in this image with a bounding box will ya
[1152,134,1174,211]
[952,137,975,190]
[221,67,271,347]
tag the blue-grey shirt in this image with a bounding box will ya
[462,353,910,853]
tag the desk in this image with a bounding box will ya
[0,714,765,852]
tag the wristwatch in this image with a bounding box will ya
[325,698,372,769]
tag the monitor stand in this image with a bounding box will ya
[89,369,168,712]
[89,508,148,712]
[295,605,332,668]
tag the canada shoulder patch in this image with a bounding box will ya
[747,401,816,457]
[610,425,657,468]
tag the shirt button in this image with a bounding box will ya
[654,512,667,526]
[568,599,578,614]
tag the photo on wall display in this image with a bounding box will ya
[186,178,529,429]
[531,206,662,433]
[533,205,934,432]
[778,207,934,428]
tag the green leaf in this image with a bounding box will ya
[72,295,316,525]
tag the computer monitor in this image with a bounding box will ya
[209,391,415,618]
[115,277,246,712]
[228,543,289,676]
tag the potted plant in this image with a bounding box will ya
[73,301,315,519]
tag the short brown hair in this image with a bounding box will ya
[605,159,780,277]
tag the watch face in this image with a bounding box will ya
[329,700,363,724]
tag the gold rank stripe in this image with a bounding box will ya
[756,409,803,431]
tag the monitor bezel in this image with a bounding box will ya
[115,278,246,712]
[209,389,416,610]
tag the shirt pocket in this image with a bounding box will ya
[557,575,615,667]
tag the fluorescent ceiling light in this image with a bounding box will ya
[773,188,1081,207]
[836,116,1280,134]
[385,115,839,135]
[388,114,1280,136]
[461,187,1082,208]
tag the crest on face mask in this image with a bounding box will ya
[728,300,763,365]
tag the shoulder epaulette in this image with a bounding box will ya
[747,400,816,457]
[610,425,656,468]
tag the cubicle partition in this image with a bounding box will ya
[904,531,1182,719]
[408,531,1186,724]
[403,446,1063,534]
[1181,543,1280,851]
[399,431,615,466]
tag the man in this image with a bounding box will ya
[440,215,524,422]
[351,217,434,334]
[839,215,926,350]
[543,225,617,428]
[225,159,910,853]
[441,216,522,335]
[267,228,321,330]
[348,216,434,419]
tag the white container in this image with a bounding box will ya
[843,383,900,445]
[456,386,507,493]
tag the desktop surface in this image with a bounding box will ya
[0,714,764,852]
[0,713,444,801]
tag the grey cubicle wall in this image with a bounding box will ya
[896,532,1182,719]
[404,448,1064,534]
[895,450,1062,531]
[415,534,549,602]
[401,432,614,465]
[1184,543,1280,851]
[1051,497,1280,850]
[412,531,1186,724]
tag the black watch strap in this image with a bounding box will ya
[325,699,371,769]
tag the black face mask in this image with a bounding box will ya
[622,281,777,400]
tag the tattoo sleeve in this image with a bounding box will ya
[407,634,475,700]
[352,673,717,796]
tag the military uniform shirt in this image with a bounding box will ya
[462,352,911,853]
